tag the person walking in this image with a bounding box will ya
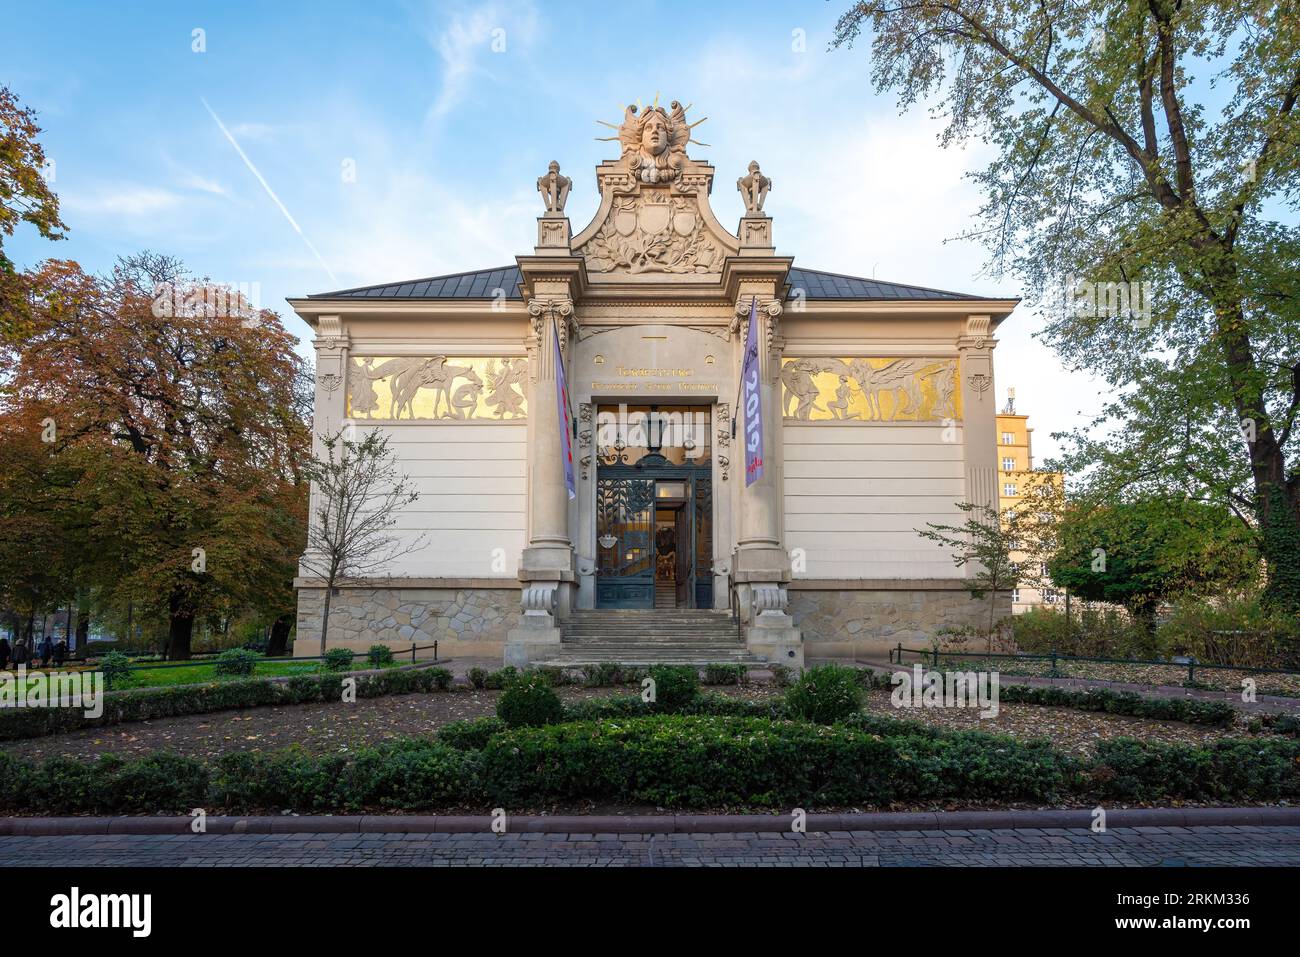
[13,639,29,667]
[0,637,10,670]
[38,634,53,669]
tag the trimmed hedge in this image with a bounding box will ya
[996,683,1236,726]
[496,672,564,727]
[0,666,454,742]
[0,713,1295,814]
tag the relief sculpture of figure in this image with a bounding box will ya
[780,357,825,420]
[348,357,381,416]
[447,369,484,419]
[826,374,862,420]
[485,358,527,419]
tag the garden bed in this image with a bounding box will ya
[929,654,1300,697]
[2,681,1273,764]
[1,710,1295,816]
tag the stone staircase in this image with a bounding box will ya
[538,608,763,666]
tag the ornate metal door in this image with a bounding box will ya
[595,476,655,608]
[596,467,712,609]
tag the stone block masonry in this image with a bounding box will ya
[790,580,1012,659]
[295,585,520,657]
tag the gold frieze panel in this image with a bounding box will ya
[780,357,961,422]
[347,357,528,421]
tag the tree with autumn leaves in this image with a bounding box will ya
[0,253,311,658]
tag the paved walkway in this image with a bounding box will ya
[3,826,1297,866]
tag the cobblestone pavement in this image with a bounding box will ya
[3,826,1298,866]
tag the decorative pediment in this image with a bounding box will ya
[573,98,741,277]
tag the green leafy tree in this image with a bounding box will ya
[1048,496,1259,641]
[916,502,1022,648]
[833,2,1300,612]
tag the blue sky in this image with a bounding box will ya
[1,0,1111,461]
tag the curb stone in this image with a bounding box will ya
[1,806,1296,836]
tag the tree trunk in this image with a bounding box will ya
[167,607,195,660]
[267,613,292,657]
[1193,255,1300,613]
[75,609,88,651]
[319,588,333,656]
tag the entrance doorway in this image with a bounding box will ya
[593,404,713,610]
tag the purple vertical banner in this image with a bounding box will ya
[741,298,764,486]
[553,318,576,500]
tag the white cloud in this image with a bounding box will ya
[423,1,540,121]
[62,185,183,216]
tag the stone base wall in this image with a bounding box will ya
[790,581,1012,659]
[295,586,519,658]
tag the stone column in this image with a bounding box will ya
[504,294,576,666]
[957,314,998,517]
[297,316,349,641]
[731,293,803,668]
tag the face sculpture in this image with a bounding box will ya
[641,113,669,156]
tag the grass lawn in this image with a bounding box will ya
[4,658,401,695]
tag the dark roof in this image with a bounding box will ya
[307,265,992,302]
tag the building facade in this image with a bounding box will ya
[290,100,1018,665]
[996,390,1066,613]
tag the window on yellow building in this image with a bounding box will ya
[1003,482,1017,496]
[1002,432,1014,444]
[1002,456,1015,471]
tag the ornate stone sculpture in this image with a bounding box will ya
[597,99,708,185]
[347,356,526,421]
[778,357,960,422]
[583,192,725,274]
[736,160,771,215]
[536,160,571,214]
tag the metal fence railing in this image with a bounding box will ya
[888,643,1300,684]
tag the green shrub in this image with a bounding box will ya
[99,651,133,690]
[703,664,746,686]
[783,664,863,723]
[214,648,262,677]
[468,667,489,690]
[1092,737,1300,801]
[484,666,518,690]
[438,716,508,750]
[996,683,1235,726]
[367,644,395,668]
[647,665,700,711]
[1159,597,1300,667]
[768,664,794,688]
[581,662,632,687]
[480,715,1074,807]
[496,672,564,728]
[322,648,354,672]
[536,665,577,687]
[427,667,453,691]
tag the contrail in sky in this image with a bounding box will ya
[201,97,338,285]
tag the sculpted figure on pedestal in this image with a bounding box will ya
[737,160,771,214]
[536,160,571,213]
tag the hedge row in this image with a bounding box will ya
[0,666,453,741]
[994,684,1237,726]
[1,712,1295,814]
